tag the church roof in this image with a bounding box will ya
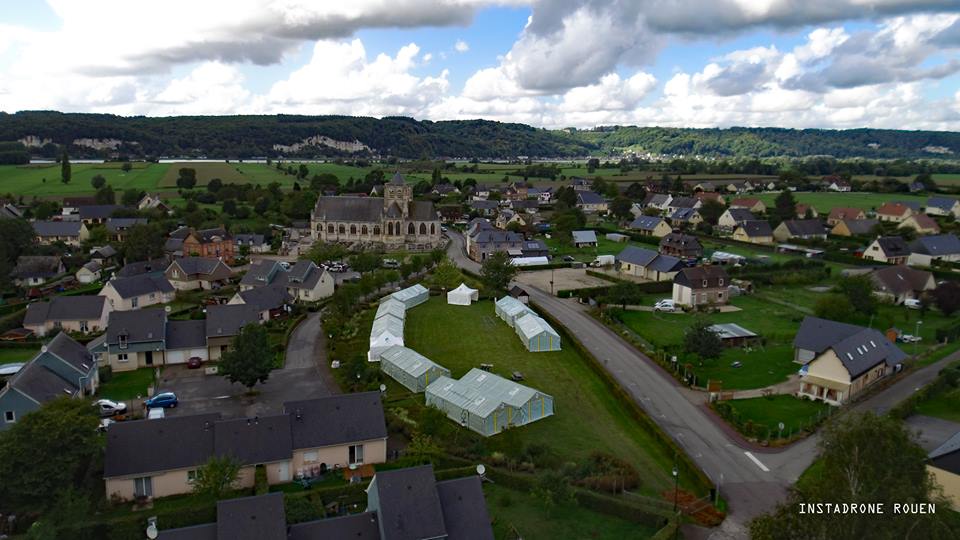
[389,172,406,185]
[312,196,438,223]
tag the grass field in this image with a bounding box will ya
[403,297,680,494]
[0,347,40,364]
[913,386,960,423]
[98,367,155,401]
[0,162,169,197]
[724,395,832,436]
[931,173,960,186]
[754,191,928,213]
[158,162,294,188]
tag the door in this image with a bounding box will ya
[145,351,154,366]
[277,462,290,482]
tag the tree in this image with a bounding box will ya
[121,188,143,207]
[699,199,725,225]
[431,259,463,290]
[586,158,599,173]
[683,318,722,362]
[603,282,640,310]
[773,189,797,222]
[308,242,348,265]
[222,199,237,216]
[0,218,37,289]
[95,184,116,204]
[932,281,960,316]
[815,293,855,321]
[192,455,241,501]
[297,164,309,179]
[480,251,518,293]
[177,167,197,189]
[121,223,167,261]
[0,398,99,511]
[90,174,106,190]
[60,149,71,184]
[207,178,223,192]
[609,196,633,222]
[751,413,956,540]
[554,186,577,207]
[121,161,132,173]
[219,323,273,391]
[431,168,442,185]
[835,275,877,316]
[625,182,646,200]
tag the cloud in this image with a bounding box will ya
[455,39,470,53]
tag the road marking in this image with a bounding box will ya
[744,451,770,472]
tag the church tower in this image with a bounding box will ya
[383,171,412,218]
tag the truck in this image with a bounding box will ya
[590,255,616,267]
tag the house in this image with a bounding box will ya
[642,193,672,211]
[831,219,879,237]
[795,204,817,218]
[667,196,699,213]
[709,323,759,348]
[826,207,866,226]
[137,193,171,214]
[694,192,725,206]
[717,208,755,229]
[230,284,291,321]
[164,257,233,291]
[927,431,960,511]
[239,260,335,302]
[868,265,936,305]
[233,233,271,254]
[908,234,960,266]
[898,214,940,235]
[164,319,209,365]
[672,266,729,308]
[11,256,64,287]
[570,177,591,191]
[863,236,911,265]
[77,205,121,225]
[576,191,608,213]
[926,197,960,218]
[105,218,147,242]
[61,196,97,215]
[509,285,530,304]
[773,219,827,242]
[520,239,549,258]
[99,274,176,311]
[729,198,766,213]
[509,199,539,214]
[876,202,914,223]
[0,203,23,219]
[206,304,262,360]
[572,230,598,248]
[629,215,672,237]
[103,392,388,501]
[668,208,703,227]
[908,181,926,193]
[470,199,499,217]
[32,220,89,246]
[181,227,236,263]
[617,246,683,281]
[659,232,703,260]
[23,295,110,337]
[95,308,167,371]
[76,260,102,284]
[732,221,774,245]
[116,257,170,278]
[827,178,852,192]
[0,333,98,430]
[431,183,460,197]
[467,228,524,262]
[89,245,118,264]
[494,209,526,229]
[155,465,492,540]
[794,316,906,405]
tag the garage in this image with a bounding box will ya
[166,347,208,364]
[165,320,209,365]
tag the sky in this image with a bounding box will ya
[2,1,960,130]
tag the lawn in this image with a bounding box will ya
[914,386,960,423]
[724,395,833,438]
[931,173,960,186]
[483,483,658,540]
[403,297,681,494]
[540,233,638,262]
[99,367,155,401]
[158,162,292,188]
[0,347,40,364]
[0,162,169,197]
[615,295,805,390]
[754,191,928,213]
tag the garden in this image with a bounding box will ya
[713,395,833,443]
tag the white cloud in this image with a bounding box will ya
[454,39,470,53]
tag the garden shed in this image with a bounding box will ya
[368,313,405,362]
[495,296,534,328]
[425,368,554,437]
[447,283,479,306]
[378,345,451,392]
[514,313,561,352]
[375,298,407,321]
[391,284,429,309]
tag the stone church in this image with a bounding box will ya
[310,172,442,251]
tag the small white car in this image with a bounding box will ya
[94,399,127,418]
[653,299,677,312]
[904,299,922,310]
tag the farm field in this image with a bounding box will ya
[403,297,682,495]
[931,173,960,186]
[754,191,928,213]
[158,162,293,188]
[0,162,169,197]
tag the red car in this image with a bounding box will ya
[187,357,203,369]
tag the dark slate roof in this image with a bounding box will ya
[737,220,773,237]
[24,296,105,325]
[284,392,387,450]
[723,208,755,223]
[287,261,320,288]
[911,234,960,256]
[237,285,290,312]
[105,218,147,232]
[373,464,448,540]
[572,230,597,244]
[521,239,547,253]
[839,219,879,235]
[216,493,287,540]
[629,215,667,231]
[648,253,684,273]
[106,274,174,298]
[617,246,658,266]
[782,219,827,236]
[312,196,438,222]
[233,233,266,246]
[240,260,283,287]
[435,476,495,540]
[45,331,95,374]
[472,229,524,245]
[930,431,960,461]
[870,265,934,296]
[32,220,82,237]
[659,233,702,252]
[389,171,406,185]
[793,316,865,355]
[576,191,605,205]
[875,236,911,257]
[78,205,121,220]
[117,257,170,277]
[165,320,208,350]
[192,227,232,243]
[213,415,292,465]
[157,524,217,540]
[8,361,77,403]
[644,193,671,207]
[205,304,260,338]
[670,208,699,221]
[106,308,167,345]
[470,200,499,210]
[674,266,729,289]
[670,196,697,208]
[831,328,907,378]
[82,260,102,272]
[170,257,231,277]
[927,197,959,212]
[91,245,118,259]
[288,513,380,540]
[104,414,220,478]
[165,238,185,253]
[12,255,61,278]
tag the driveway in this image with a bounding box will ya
[905,415,960,452]
[515,268,614,294]
[160,312,338,419]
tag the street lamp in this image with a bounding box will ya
[915,320,923,357]
[672,464,679,513]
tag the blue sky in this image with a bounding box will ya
[1,1,959,130]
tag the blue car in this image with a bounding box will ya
[144,392,178,409]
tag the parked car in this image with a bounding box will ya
[382,258,400,269]
[144,392,178,409]
[653,299,677,312]
[562,255,575,262]
[94,399,127,418]
[904,299,922,310]
[187,356,203,369]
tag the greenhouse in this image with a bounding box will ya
[368,313,405,362]
[391,284,429,309]
[425,368,554,437]
[495,296,535,328]
[446,283,479,306]
[514,313,561,352]
[378,345,451,393]
[375,298,407,321]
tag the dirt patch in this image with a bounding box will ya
[662,489,726,526]
[515,268,615,294]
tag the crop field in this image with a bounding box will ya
[931,173,960,186]
[754,191,928,213]
[158,162,295,187]
[0,162,169,197]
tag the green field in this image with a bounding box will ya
[0,162,169,197]
[754,191,928,213]
[158,162,294,188]
[0,347,40,364]
[723,395,832,437]
[931,173,960,186]
[403,297,679,494]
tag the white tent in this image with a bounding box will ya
[368,313,405,362]
[446,283,479,306]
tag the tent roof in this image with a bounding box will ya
[427,368,549,418]
[371,313,404,339]
[392,284,428,303]
[450,283,477,295]
[496,296,532,318]
[514,313,559,341]
[380,346,446,378]
[375,298,407,320]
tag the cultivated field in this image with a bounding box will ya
[0,162,169,197]
[754,191,929,213]
[158,162,294,187]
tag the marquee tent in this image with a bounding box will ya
[378,345,451,392]
[514,313,561,352]
[368,313,404,362]
[446,283,479,306]
[495,296,534,328]
[375,298,407,321]
[391,284,429,309]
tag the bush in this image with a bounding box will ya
[98,365,113,384]
[284,494,322,524]
[254,465,268,495]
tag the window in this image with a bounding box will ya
[303,451,319,463]
[407,223,415,235]
[172,270,179,278]
[118,334,128,349]
[419,223,427,235]
[374,226,380,235]
[350,225,357,235]
[338,224,346,234]
[327,224,334,234]
[361,225,368,235]
[134,477,153,498]
[718,279,724,286]
[387,223,394,235]
[80,321,88,332]
[131,297,139,308]
[349,444,364,465]
[149,293,156,300]
[702,280,708,287]
[117,353,129,362]
[4,411,14,423]
[187,470,198,483]
[431,223,436,235]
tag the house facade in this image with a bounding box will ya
[32,221,89,246]
[164,257,233,291]
[99,274,176,311]
[863,236,911,265]
[617,246,683,282]
[12,256,64,287]
[629,215,672,237]
[672,266,730,308]
[876,202,914,223]
[23,295,111,337]
[732,221,774,245]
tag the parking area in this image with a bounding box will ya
[515,268,615,295]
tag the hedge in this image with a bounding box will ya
[516,262,572,271]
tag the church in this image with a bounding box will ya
[310,172,442,251]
